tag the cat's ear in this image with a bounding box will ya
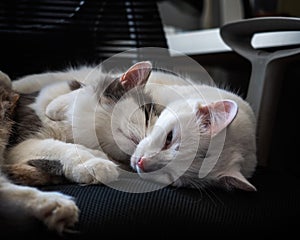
[218,169,257,191]
[8,93,20,113]
[120,61,152,90]
[195,100,238,136]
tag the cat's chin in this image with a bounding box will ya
[136,169,180,187]
[135,165,143,174]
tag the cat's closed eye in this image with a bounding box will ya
[142,103,153,126]
[163,131,173,150]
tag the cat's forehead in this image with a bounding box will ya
[163,100,194,116]
[152,100,198,133]
[112,95,145,118]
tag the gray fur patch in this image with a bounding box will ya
[28,159,64,176]
[68,80,83,91]
[8,93,42,147]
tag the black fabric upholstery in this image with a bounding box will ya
[43,168,300,238]
[1,167,300,238]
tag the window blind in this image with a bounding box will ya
[0,0,168,78]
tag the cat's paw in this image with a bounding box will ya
[45,92,73,121]
[33,191,79,234]
[71,158,119,184]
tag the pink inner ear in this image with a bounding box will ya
[120,61,152,90]
[197,100,238,135]
[219,175,257,191]
[219,168,257,191]
[214,100,238,126]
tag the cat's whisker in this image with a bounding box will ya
[196,181,218,206]
[203,184,225,206]
[187,179,204,200]
[148,103,154,129]
[141,91,147,138]
[195,180,224,206]
[133,87,144,138]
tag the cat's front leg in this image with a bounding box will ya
[70,157,119,184]
[0,176,79,234]
[12,72,70,93]
[60,144,120,185]
[25,189,79,234]
[7,138,120,185]
[12,66,94,93]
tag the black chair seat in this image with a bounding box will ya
[1,167,299,238]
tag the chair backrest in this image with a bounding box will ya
[220,17,300,166]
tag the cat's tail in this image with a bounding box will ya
[2,160,68,186]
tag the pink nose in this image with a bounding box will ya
[137,157,145,171]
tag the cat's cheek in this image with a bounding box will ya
[130,157,139,172]
[136,166,143,174]
[138,171,175,186]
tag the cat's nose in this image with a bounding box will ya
[137,157,146,171]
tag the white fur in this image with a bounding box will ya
[5,61,155,187]
[36,68,257,191]
[44,78,148,162]
[12,66,97,93]
[6,138,119,184]
[8,62,257,192]
[131,75,257,191]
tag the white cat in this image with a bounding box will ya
[130,78,257,191]
[28,63,257,191]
